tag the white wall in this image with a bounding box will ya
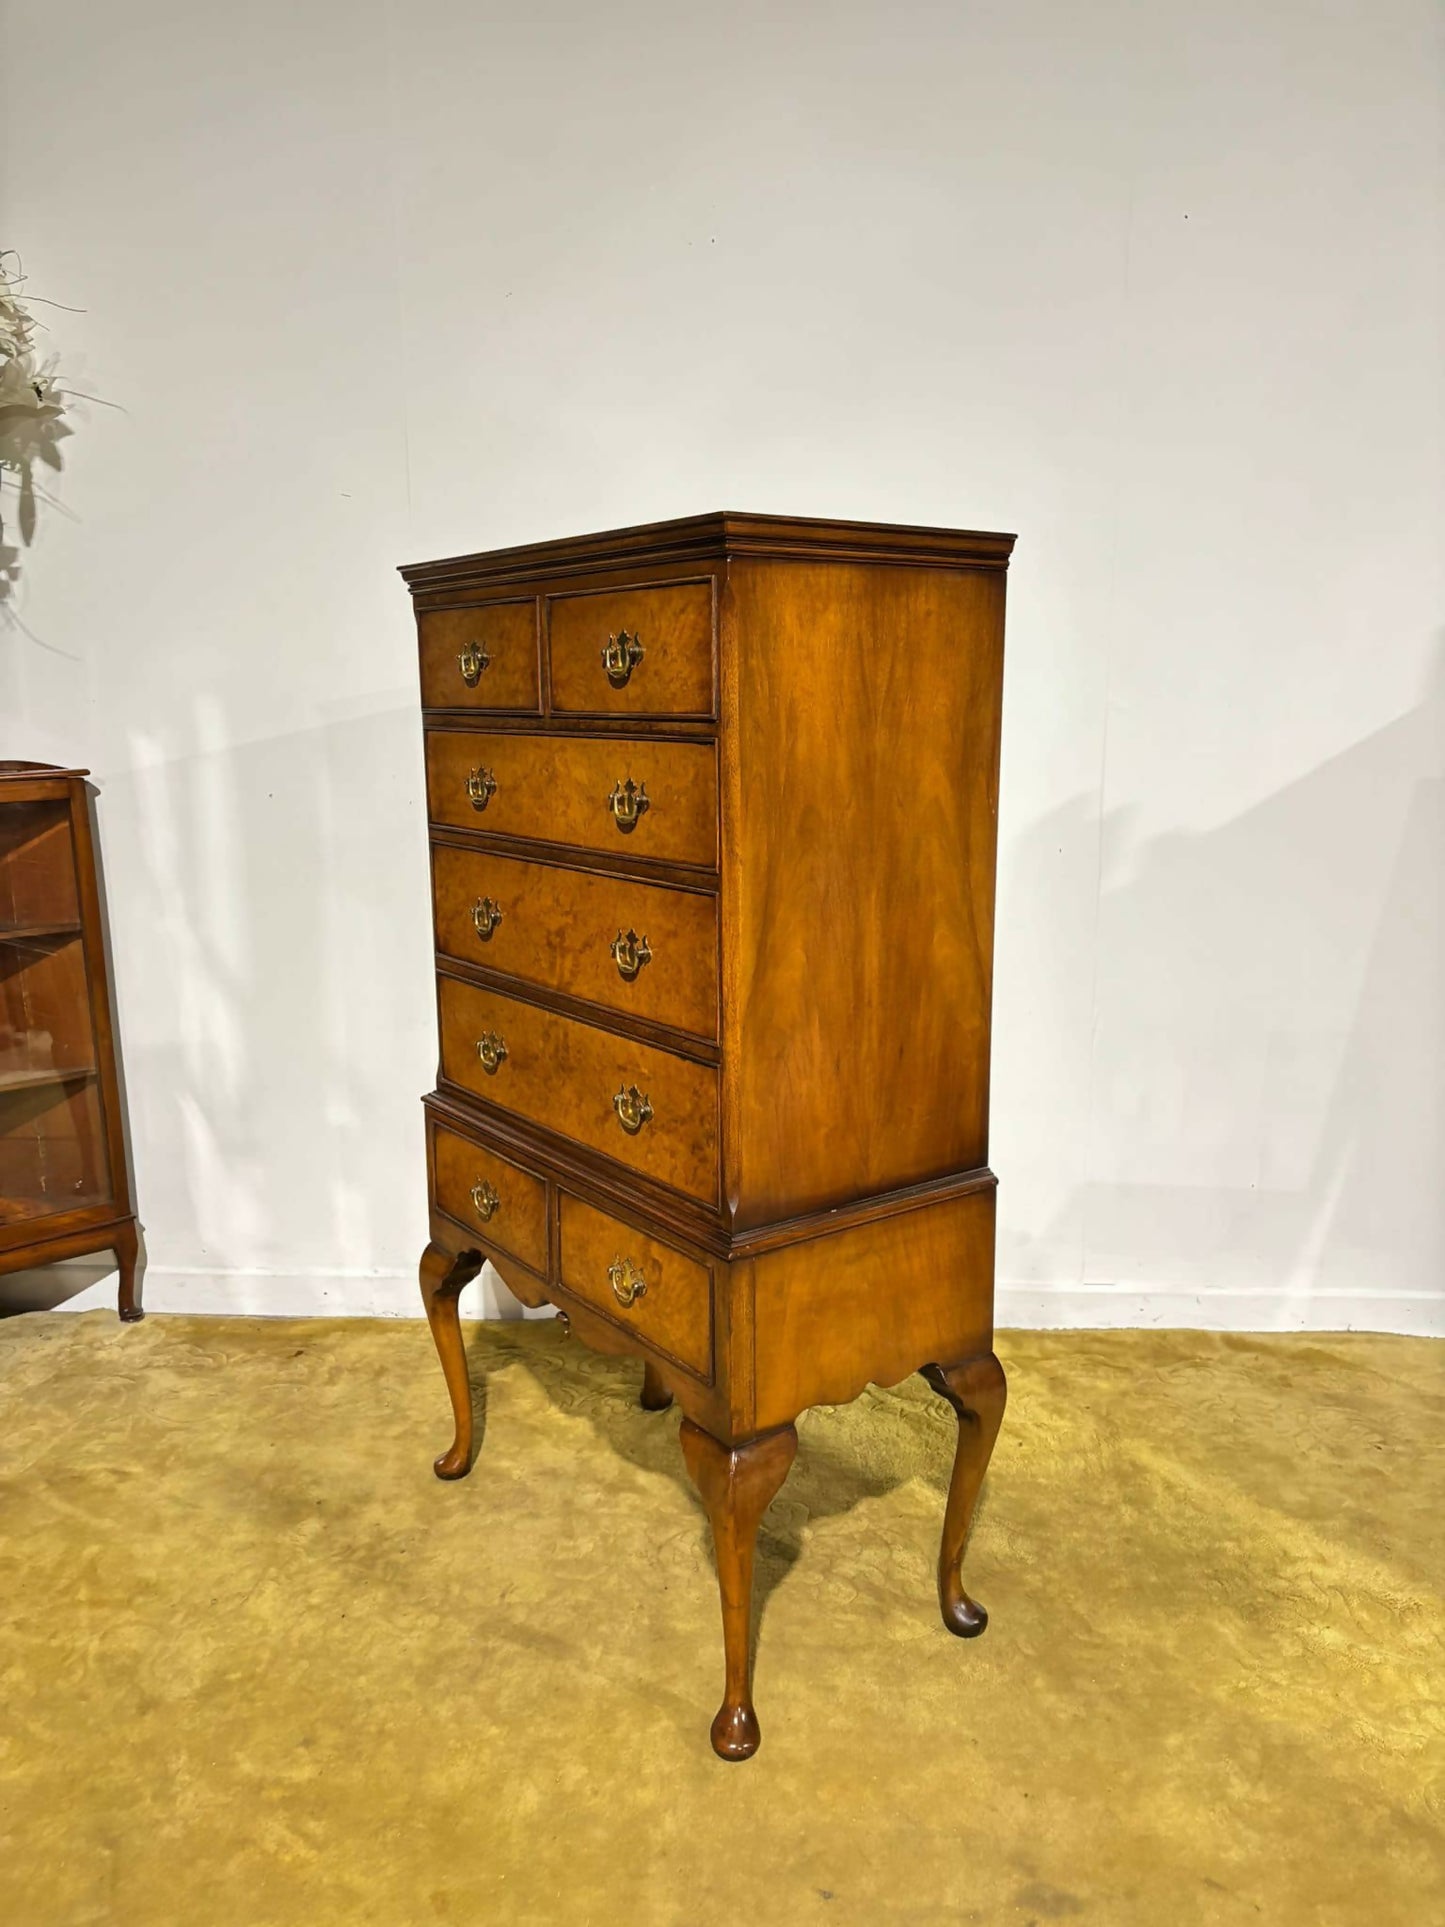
[2,0,1440,1333]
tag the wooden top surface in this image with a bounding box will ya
[400,510,1016,594]
[0,761,89,782]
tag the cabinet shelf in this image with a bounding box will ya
[0,921,84,944]
[0,1065,98,1096]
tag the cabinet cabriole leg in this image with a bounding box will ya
[419,1240,480,1479]
[921,1352,1007,1636]
[640,1359,674,1411]
[115,1219,144,1323]
[680,1418,798,1761]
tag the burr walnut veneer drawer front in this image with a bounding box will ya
[431,846,719,1040]
[548,581,713,717]
[418,600,539,711]
[425,729,718,869]
[437,976,719,1202]
[557,1192,713,1380]
[430,1124,548,1274]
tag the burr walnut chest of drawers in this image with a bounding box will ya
[404,511,1014,1760]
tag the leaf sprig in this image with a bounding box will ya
[0,252,75,599]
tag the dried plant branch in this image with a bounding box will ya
[0,251,87,607]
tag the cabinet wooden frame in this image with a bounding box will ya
[0,764,142,1319]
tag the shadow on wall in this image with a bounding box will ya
[12,643,1440,1332]
[1014,633,1443,1329]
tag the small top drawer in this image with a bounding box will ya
[431,1123,548,1274]
[418,600,540,711]
[548,581,713,716]
[557,1191,713,1380]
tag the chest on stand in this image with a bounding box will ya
[404,510,1013,1759]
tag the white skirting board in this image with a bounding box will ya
[992,1282,1441,1338]
[7,1263,1441,1337]
[1,1262,543,1322]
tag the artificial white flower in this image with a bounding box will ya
[0,253,73,576]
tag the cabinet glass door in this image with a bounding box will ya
[0,798,111,1225]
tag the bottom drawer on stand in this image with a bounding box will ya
[431,1123,548,1274]
[557,1192,713,1381]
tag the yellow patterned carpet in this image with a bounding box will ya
[0,1313,1440,1926]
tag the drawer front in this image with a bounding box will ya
[432,846,718,1040]
[437,976,719,1203]
[425,729,718,869]
[558,1192,713,1379]
[418,601,539,711]
[430,1123,548,1274]
[548,581,713,717]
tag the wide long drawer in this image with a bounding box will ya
[437,976,719,1202]
[431,845,718,1040]
[557,1191,713,1380]
[425,729,717,869]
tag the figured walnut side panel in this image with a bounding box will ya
[748,1186,996,1431]
[722,558,1006,1229]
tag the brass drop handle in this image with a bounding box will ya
[606,778,650,834]
[611,928,652,982]
[600,629,645,688]
[608,1256,647,1308]
[476,1032,508,1075]
[470,1179,500,1222]
[472,896,503,941]
[458,642,490,687]
[465,766,497,812]
[612,1084,653,1135]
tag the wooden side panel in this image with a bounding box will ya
[748,1188,995,1431]
[425,729,718,869]
[549,580,714,716]
[722,558,1006,1228]
[68,781,133,1223]
[431,845,718,1039]
[418,600,540,711]
[557,1191,714,1379]
[437,976,720,1203]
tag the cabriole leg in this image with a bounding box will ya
[680,1419,798,1762]
[640,1359,673,1412]
[419,1240,482,1480]
[921,1352,1007,1636]
[115,1219,144,1323]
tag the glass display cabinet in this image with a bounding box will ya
[0,762,140,1318]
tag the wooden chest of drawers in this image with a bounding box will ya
[404,512,1013,1760]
